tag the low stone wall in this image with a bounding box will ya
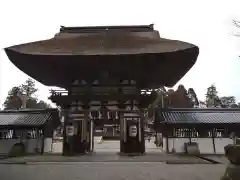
[163,138,233,154]
[0,138,53,156]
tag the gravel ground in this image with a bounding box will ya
[0,162,226,180]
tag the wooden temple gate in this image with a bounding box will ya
[50,79,155,155]
[5,24,199,156]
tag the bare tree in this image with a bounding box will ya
[232,20,240,37]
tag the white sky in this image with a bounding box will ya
[0,0,240,108]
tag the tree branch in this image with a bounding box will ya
[233,20,240,28]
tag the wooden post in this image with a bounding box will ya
[166,135,169,153]
[62,108,68,155]
[41,129,45,155]
[120,110,125,140]
[212,128,216,154]
[138,113,142,142]
[188,128,192,143]
[90,119,94,152]
[83,109,89,142]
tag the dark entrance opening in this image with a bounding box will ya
[50,79,154,155]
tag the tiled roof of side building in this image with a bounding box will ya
[155,108,240,124]
[0,108,60,128]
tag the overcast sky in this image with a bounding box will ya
[0,0,240,108]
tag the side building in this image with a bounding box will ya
[0,108,60,156]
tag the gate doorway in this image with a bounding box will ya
[62,109,146,155]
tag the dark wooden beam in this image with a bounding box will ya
[60,24,154,33]
[212,129,216,154]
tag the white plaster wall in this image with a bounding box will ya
[215,138,233,154]
[163,138,189,153]
[0,138,54,155]
[191,138,214,154]
[163,138,167,152]
[43,138,53,153]
[163,138,233,154]
[26,139,40,153]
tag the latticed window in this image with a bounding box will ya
[173,128,199,138]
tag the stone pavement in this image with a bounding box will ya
[0,162,226,180]
[0,138,228,179]
[0,138,228,165]
[52,139,163,153]
[0,152,215,164]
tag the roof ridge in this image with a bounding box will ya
[60,24,154,33]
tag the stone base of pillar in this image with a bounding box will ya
[119,119,145,155]
[117,152,146,156]
[120,139,145,155]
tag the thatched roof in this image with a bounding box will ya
[5,24,199,88]
[6,25,196,56]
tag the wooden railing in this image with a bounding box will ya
[49,89,153,96]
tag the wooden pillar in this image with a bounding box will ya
[166,135,169,153]
[82,108,90,152]
[62,108,69,156]
[41,129,45,155]
[164,126,171,153]
[89,118,94,152]
[188,128,192,143]
[212,128,216,154]
[139,111,145,153]
[119,110,125,153]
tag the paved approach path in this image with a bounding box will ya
[0,162,226,180]
[52,138,162,153]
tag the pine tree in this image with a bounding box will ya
[3,86,22,110]
[20,78,38,97]
[3,78,51,110]
[205,84,220,107]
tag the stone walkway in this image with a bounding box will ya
[52,139,163,153]
[0,139,228,179]
[0,162,226,180]
[0,152,215,164]
[0,139,228,165]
